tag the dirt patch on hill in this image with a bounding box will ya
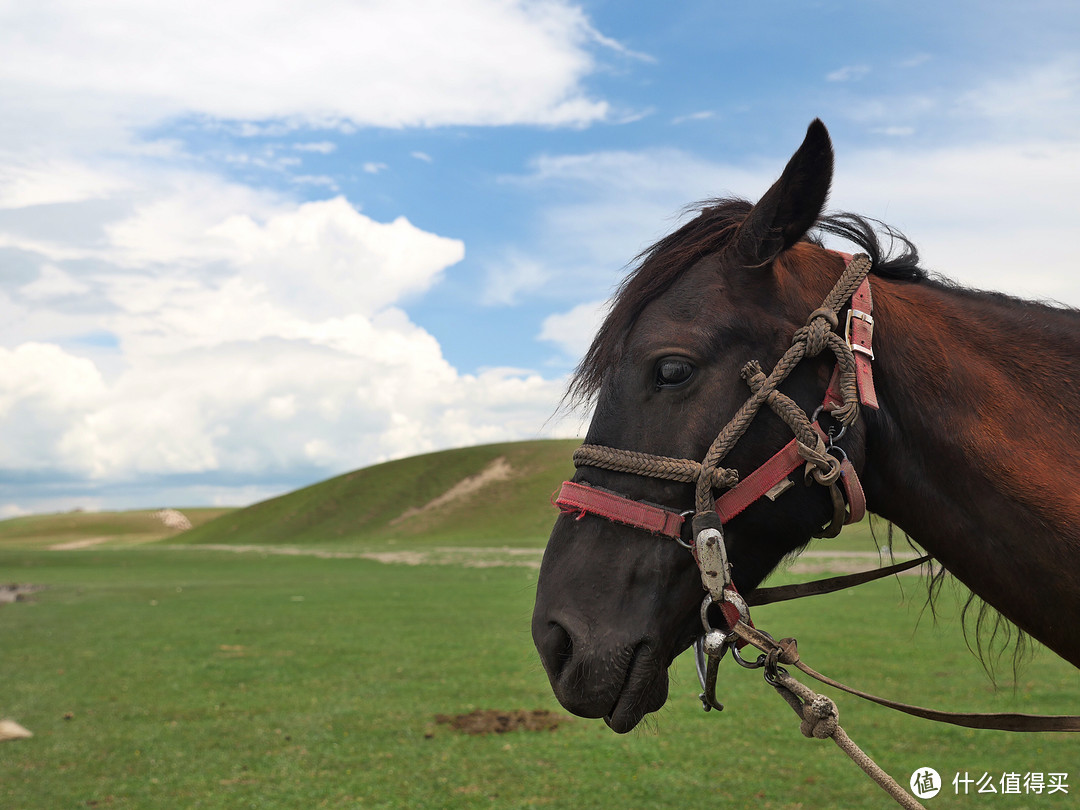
[434,709,567,735]
[391,457,513,525]
[155,508,192,530]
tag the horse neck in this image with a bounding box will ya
[859,277,1080,666]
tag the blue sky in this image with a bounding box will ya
[1,0,1078,515]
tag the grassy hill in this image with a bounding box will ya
[172,439,580,549]
[0,439,891,553]
[0,507,233,549]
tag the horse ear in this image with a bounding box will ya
[732,119,833,268]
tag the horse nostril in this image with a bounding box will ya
[537,621,574,681]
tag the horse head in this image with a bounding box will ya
[532,120,872,732]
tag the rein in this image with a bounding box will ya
[554,251,1080,808]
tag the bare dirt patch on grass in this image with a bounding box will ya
[391,456,513,525]
[434,709,567,735]
[0,584,46,604]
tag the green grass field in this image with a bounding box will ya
[2,545,1078,809]
[2,441,1078,808]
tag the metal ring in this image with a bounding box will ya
[763,664,790,687]
[812,403,846,444]
[674,510,695,549]
[731,644,767,670]
[699,594,715,632]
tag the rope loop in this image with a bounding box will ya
[806,306,840,331]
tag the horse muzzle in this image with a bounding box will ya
[531,609,670,733]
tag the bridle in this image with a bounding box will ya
[551,250,1080,751]
[560,249,878,535]
[556,251,884,647]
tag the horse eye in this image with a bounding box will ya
[655,357,695,389]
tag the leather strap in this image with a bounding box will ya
[824,275,878,411]
[848,276,879,409]
[731,623,1080,732]
[555,481,686,539]
[558,419,868,538]
[796,657,1080,732]
[838,456,866,524]
[747,555,931,606]
[713,437,805,523]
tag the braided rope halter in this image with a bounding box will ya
[559,253,877,621]
[557,250,881,712]
[573,252,871,521]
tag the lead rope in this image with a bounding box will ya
[768,668,926,810]
[717,622,927,809]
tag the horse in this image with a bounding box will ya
[532,119,1080,735]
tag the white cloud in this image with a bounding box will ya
[209,197,465,317]
[0,503,30,519]
[0,0,621,513]
[482,252,551,306]
[870,126,915,137]
[0,168,573,508]
[538,299,609,361]
[515,138,1080,308]
[832,140,1080,304]
[839,57,1080,145]
[0,157,133,209]
[292,142,336,154]
[672,111,716,125]
[0,343,108,473]
[499,148,777,302]
[827,65,871,82]
[19,265,91,300]
[0,0,613,136]
[955,58,1080,138]
[897,53,933,69]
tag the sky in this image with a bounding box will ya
[1,0,1078,516]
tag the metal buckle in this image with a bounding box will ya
[845,307,875,360]
[694,524,731,599]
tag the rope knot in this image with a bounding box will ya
[803,316,834,357]
[796,440,842,486]
[739,360,766,392]
[800,694,840,739]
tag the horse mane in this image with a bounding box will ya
[567,198,927,407]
